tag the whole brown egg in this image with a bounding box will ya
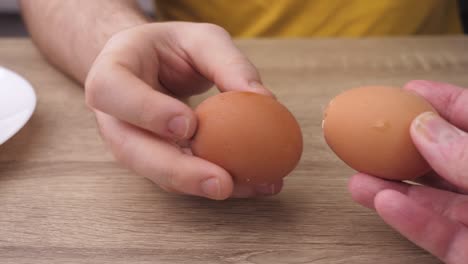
[192,91,303,184]
[323,86,437,180]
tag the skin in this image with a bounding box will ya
[349,80,468,264]
[19,1,468,261]
[20,0,280,199]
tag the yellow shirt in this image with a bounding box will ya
[154,0,462,37]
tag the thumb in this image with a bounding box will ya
[411,112,468,189]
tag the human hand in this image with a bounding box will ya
[85,22,280,200]
[348,81,468,263]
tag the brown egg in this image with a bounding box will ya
[323,86,436,180]
[192,91,303,184]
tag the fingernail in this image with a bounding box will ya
[249,81,277,99]
[201,178,221,199]
[413,112,461,145]
[249,81,264,89]
[255,183,276,195]
[168,115,189,139]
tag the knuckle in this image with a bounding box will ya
[158,184,178,194]
[446,88,467,123]
[455,138,468,162]
[110,142,128,167]
[84,65,106,110]
[197,23,229,36]
[107,129,131,167]
[137,94,159,131]
[454,139,468,184]
[440,137,468,187]
[155,161,182,192]
[94,116,133,170]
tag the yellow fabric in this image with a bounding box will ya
[154,0,462,38]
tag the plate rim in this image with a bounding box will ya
[0,66,37,145]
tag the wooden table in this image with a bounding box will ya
[0,36,467,264]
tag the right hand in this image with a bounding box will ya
[85,22,280,200]
[349,81,468,263]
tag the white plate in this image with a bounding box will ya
[0,66,36,145]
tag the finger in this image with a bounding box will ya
[404,80,468,131]
[411,112,468,190]
[86,60,196,140]
[231,180,284,198]
[173,23,274,97]
[374,190,468,264]
[414,171,468,194]
[348,173,408,209]
[174,150,284,198]
[95,111,233,200]
[349,173,468,226]
[158,53,213,98]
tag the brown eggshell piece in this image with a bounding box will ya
[323,86,436,180]
[192,91,303,184]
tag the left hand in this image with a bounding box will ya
[86,22,279,200]
[348,80,468,264]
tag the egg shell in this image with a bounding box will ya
[323,86,436,180]
[192,91,303,184]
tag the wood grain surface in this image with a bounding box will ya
[0,36,467,264]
